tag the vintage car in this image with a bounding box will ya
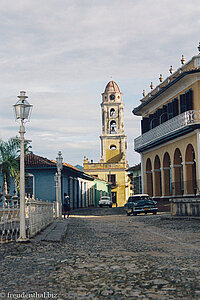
[124,194,158,216]
[99,196,112,208]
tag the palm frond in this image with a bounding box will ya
[0,137,20,191]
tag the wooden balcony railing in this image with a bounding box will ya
[134,110,200,152]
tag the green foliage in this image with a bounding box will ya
[12,135,33,155]
[0,137,32,193]
[0,137,20,193]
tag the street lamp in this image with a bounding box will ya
[13,91,32,242]
[56,151,63,220]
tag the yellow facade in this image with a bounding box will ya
[104,139,122,163]
[83,160,129,207]
[142,132,198,197]
[83,81,130,206]
[134,50,200,200]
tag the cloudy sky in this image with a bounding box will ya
[0,0,200,167]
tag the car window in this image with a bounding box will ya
[137,200,153,206]
[128,196,150,202]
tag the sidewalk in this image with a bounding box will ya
[161,215,200,221]
[31,218,69,242]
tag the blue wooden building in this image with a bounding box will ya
[0,153,111,209]
[26,153,111,209]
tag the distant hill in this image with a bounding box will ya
[74,164,83,171]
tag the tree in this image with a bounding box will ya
[13,136,33,155]
[0,138,20,195]
[0,137,32,195]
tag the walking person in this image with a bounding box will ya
[63,193,70,219]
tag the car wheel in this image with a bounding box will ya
[126,212,131,216]
[153,211,157,215]
[132,212,137,216]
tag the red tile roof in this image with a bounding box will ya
[25,153,83,173]
[25,153,55,167]
[51,160,81,172]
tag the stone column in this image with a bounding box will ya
[170,165,175,196]
[69,177,73,209]
[145,171,153,196]
[152,169,161,197]
[77,179,81,208]
[85,182,88,207]
[82,181,85,208]
[80,180,83,208]
[140,154,144,194]
[74,178,78,209]
[171,165,182,196]
[182,161,195,196]
[161,167,170,197]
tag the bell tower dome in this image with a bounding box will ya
[100,80,127,163]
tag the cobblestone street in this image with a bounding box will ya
[0,208,200,299]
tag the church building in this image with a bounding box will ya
[83,81,130,207]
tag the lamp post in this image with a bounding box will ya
[56,151,63,220]
[13,91,32,242]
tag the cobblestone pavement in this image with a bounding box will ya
[0,208,200,299]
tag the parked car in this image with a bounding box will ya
[124,194,158,216]
[99,196,112,208]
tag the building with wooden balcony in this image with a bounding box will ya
[133,45,200,205]
[127,163,142,195]
[83,81,130,207]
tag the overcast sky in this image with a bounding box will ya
[0,0,200,167]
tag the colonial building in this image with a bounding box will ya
[0,153,111,209]
[83,81,130,207]
[127,163,142,195]
[133,46,200,206]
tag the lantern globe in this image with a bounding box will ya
[13,91,32,121]
[56,151,63,170]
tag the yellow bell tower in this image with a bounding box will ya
[83,80,130,207]
[100,81,127,163]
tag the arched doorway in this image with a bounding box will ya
[173,148,183,196]
[154,155,162,197]
[185,144,197,195]
[163,152,171,196]
[146,158,153,196]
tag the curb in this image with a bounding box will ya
[31,219,69,242]
[161,216,200,221]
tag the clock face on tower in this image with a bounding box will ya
[110,94,115,100]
